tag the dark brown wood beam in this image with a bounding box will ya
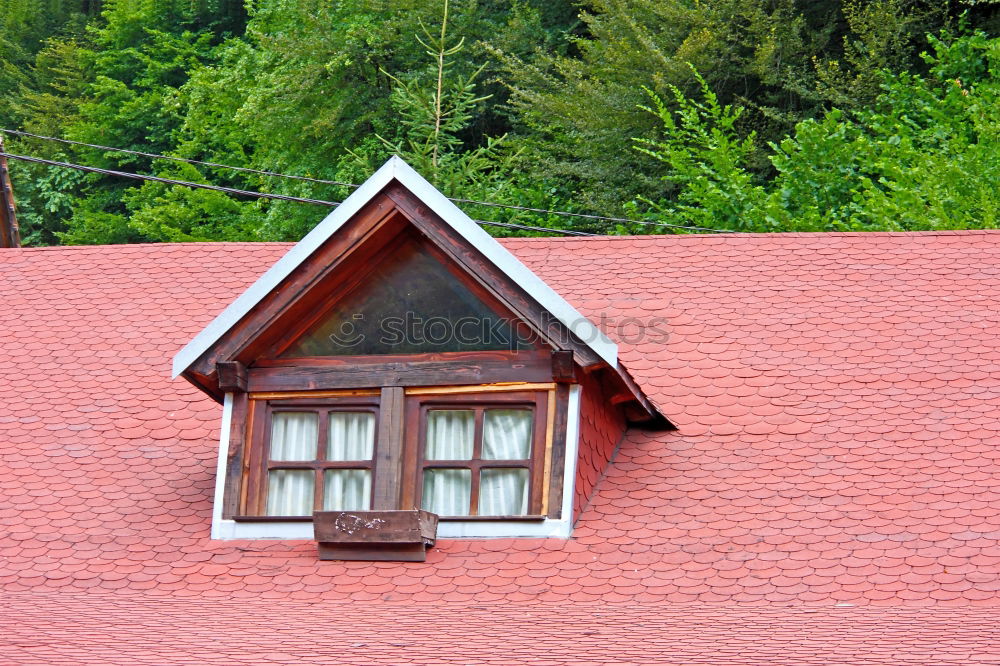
[551,350,575,383]
[611,364,673,428]
[546,383,570,519]
[373,387,404,510]
[247,355,553,392]
[182,370,224,403]
[584,363,672,428]
[188,195,405,376]
[217,361,248,393]
[0,136,20,249]
[221,392,249,519]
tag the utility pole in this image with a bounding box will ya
[0,135,21,248]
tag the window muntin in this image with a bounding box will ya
[260,401,378,516]
[414,395,546,518]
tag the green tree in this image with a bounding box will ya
[50,0,247,244]
[773,30,1000,230]
[68,0,580,243]
[493,0,973,217]
[633,71,770,232]
[359,0,513,198]
[635,31,1000,233]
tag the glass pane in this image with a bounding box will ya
[266,470,314,516]
[479,468,530,516]
[323,469,372,511]
[270,412,318,461]
[426,410,474,460]
[280,239,537,356]
[482,409,533,460]
[326,412,375,461]
[421,468,471,516]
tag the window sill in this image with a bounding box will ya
[231,514,547,523]
[440,515,546,522]
[231,515,314,522]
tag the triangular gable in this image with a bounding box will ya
[278,236,537,356]
[172,156,616,378]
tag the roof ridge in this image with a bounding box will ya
[8,241,295,251]
[5,228,1000,252]
[502,229,1000,242]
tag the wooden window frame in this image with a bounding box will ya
[242,394,381,520]
[403,391,549,519]
[230,385,560,523]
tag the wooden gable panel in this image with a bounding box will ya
[277,235,537,357]
[188,192,406,377]
[186,185,588,380]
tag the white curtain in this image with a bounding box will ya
[266,413,318,515]
[426,410,474,459]
[324,469,371,511]
[270,412,318,460]
[267,469,314,515]
[482,409,532,459]
[478,409,532,515]
[422,410,474,515]
[422,468,471,515]
[479,468,529,516]
[421,408,533,516]
[327,412,374,460]
[321,412,375,511]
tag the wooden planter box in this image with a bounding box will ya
[313,509,439,562]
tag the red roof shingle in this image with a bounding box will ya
[2,231,999,661]
[2,591,998,665]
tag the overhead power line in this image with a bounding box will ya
[0,151,342,205]
[0,150,600,238]
[2,128,735,234]
[474,219,596,236]
[1,128,358,189]
[447,196,735,233]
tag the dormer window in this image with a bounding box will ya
[241,387,551,522]
[253,397,380,517]
[171,157,665,543]
[413,390,548,517]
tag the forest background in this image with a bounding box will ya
[3,0,1000,245]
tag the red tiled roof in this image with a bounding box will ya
[2,591,998,665]
[2,231,1000,661]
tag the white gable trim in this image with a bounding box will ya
[172,156,617,378]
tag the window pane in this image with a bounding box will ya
[421,468,471,516]
[426,410,474,460]
[280,239,536,357]
[479,468,529,516]
[266,470,314,516]
[482,409,533,460]
[323,469,371,511]
[326,412,375,461]
[270,412,318,461]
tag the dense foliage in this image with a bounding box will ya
[2,0,1000,244]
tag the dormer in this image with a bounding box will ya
[173,157,666,541]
